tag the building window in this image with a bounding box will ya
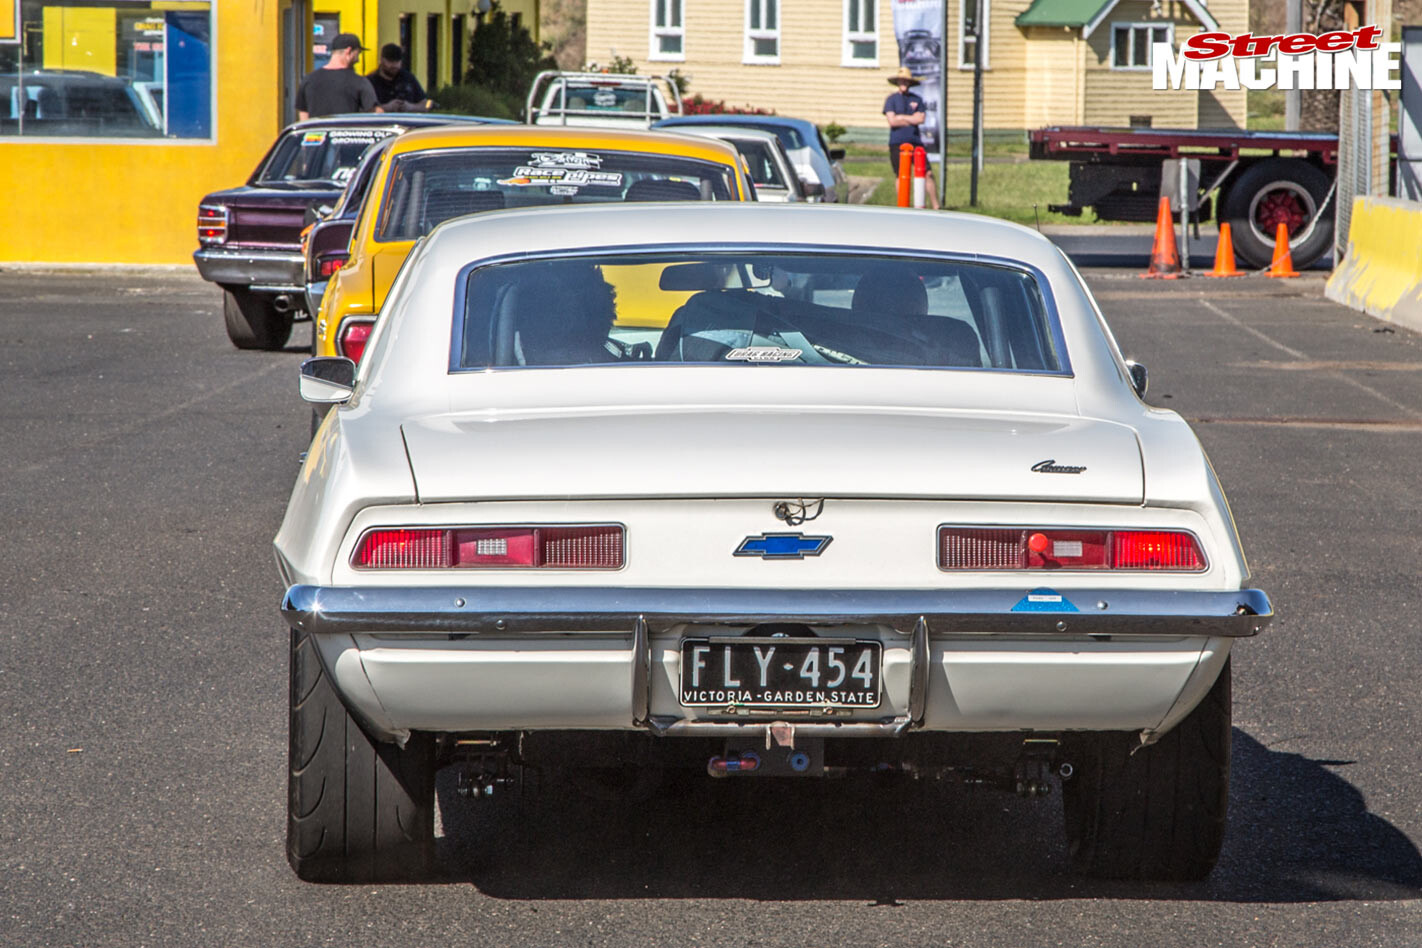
[451,14,465,85]
[843,0,876,66]
[425,13,439,93]
[744,0,778,64]
[398,13,412,65]
[958,0,989,70]
[1111,22,1172,70]
[650,0,684,61]
[0,0,213,140]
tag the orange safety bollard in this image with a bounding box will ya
[896,143,914,207]
[1265,221,1300,277]
[1140,196,1182,279]
[1203,221,1242,277]
[912,146,928,209]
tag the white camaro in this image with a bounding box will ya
[275,203,1272,883]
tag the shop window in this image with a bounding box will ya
[650,0,684,61]
[1111,22,1172,70]
[398,14,412,65]
[843,0,876,66]
[744,0,778,64]
[0,0,212,139]
[312,13,340,69]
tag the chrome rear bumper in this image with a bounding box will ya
[281,584,1272,638]
[193,248,304,290]
[280,585,1268,742]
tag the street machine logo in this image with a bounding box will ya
[1153,26,1401,92]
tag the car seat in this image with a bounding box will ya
[421,188,505,232]
[624,179,702,202]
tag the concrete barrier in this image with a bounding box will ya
[1325,196,1422,334]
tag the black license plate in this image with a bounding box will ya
[679,638,882,709]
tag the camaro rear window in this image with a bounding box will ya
[376,149,738,242]
[455,252,1062,373]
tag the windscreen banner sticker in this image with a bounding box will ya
[526,151,602,169]
[327,129,393,144]
[498,169,623,188]
[302,131,327,146]
[1011,588,1080,613]
[725,346,804,363]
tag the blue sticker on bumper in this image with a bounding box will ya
[1011,588,1080,613]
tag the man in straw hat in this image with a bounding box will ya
[883,66,939,209]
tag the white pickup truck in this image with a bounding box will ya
[526,71,682,128]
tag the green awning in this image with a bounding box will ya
[1014,0,1112,28]
[1014,0,1217,34]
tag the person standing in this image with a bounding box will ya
[883,66,940,209]
[296,33,382,121]
[366,44,431,112]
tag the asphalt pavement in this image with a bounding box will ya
[1,263,1419,947]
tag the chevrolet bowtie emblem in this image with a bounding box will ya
[734,533,833,559]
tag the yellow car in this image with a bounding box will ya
[314,125,753,360]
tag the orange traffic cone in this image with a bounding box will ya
[1204,222,1242,277]
[1266,221,1299,277]
[1140,196,1182,279]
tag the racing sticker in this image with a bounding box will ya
[549,185,580,196]
[498,168,624,188]
[301,131,327,146]
[526,151,603,170]
[327,129,393,143]
[725,346,803,363]
[1010,588,1080,613]
[593,89,618,108]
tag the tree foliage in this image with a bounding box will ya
[464,2,557,100]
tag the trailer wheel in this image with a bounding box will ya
[1221,159,1333,271]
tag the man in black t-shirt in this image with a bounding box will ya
[366,44,430,112]
[883,66,939,209]
[296,33,381,120]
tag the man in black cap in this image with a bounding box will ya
[296,33,382,120]
[366,44,430,112]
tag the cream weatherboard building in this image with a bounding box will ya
[584,0,1246,132]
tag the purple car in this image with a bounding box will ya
[194,113,509,350]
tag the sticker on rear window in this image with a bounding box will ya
[593,89,618,108]
[725,346,803,363]
[549,185,580,196]
[527,151,602,170]
[498,168,623,188]
[302,131,327,145]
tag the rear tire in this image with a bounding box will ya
[1221,160,1333,271]
[287,625,436,883]
[1061,658,1231,881]
[222,286,293,351]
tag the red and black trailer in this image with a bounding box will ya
[1030,125,1343,269]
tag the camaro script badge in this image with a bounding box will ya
[734,533,833,559]
[1032,459,1087,474]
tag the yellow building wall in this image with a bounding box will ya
[42,6,118,74]
[0,0,281,264]
[1022,27,1083,127]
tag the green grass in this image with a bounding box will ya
[845,154,1096,225]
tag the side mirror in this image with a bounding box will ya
[828,147,846,161]
[299,357,356,404]
[1126,360,1148,398]
[799,179,825,200]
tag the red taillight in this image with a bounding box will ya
[318,253,348,277]
[197,205,227,245]
[1110,531,1205,571]
[353,525,624,569]
[337,318,375,363]
[939,527,1204,571]
[356,529,452,569]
